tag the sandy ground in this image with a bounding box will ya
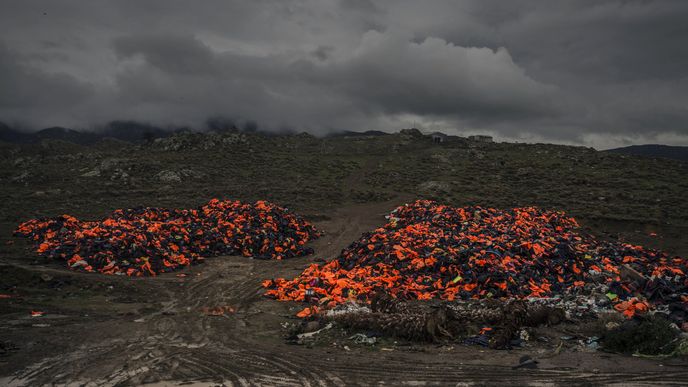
[1,200,688,386]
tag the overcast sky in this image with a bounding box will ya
[1,0,687,148]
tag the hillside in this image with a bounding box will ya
[0,121,181,145]
[606,144,688,162]
[2,129,687,254]
[2,129,688,385]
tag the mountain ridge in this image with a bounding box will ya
[606,144,688,162]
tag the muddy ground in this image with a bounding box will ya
[1,132,688,385]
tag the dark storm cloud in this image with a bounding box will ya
[104,30,554,132]
[113,35,218,75]
[324,31,556,119]
[0,43,94,128]
[1,0,687,147]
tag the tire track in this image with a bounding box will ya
[6,202,688,386]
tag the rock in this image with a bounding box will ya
[81,158,129,178]
[516,167,533,177]
[100,158,127,171]
[152,132,247,152]
[222,133,247,146]
[430,153,450,163]
[11,171,30,183]
[110,168,130,182]
[469,150,486,159]
[157,170,182,183]
[179,169,206,179]
[155,134,189,151]
[418,181,451,194]
[13,157,30,167]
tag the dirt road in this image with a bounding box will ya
[2,201,688,386]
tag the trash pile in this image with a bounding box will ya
[264,200,687,324]
[323,294,566,348]
[15,199,319,276]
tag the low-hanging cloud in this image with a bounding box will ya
[104,30,556,132]
[0,43,94,128]
[1,0,687,148]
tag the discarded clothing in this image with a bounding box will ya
[263,200,687,322]
[15,199,319,276]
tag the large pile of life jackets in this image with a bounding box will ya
[264,200,688,322]
[15,199,319,276]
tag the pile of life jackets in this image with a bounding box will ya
[15,199,319,276]
[264,200,687,322]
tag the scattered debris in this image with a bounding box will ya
[293,322,333,345]
[15,199,319,276]
[580,336,600,351]
[296,306,319,318]
[464,334,490,347]
[325,302,372,318]
[349,333,377,345]
[201,306,235,316]
[554,341,564,354]
[512,355,538,370]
